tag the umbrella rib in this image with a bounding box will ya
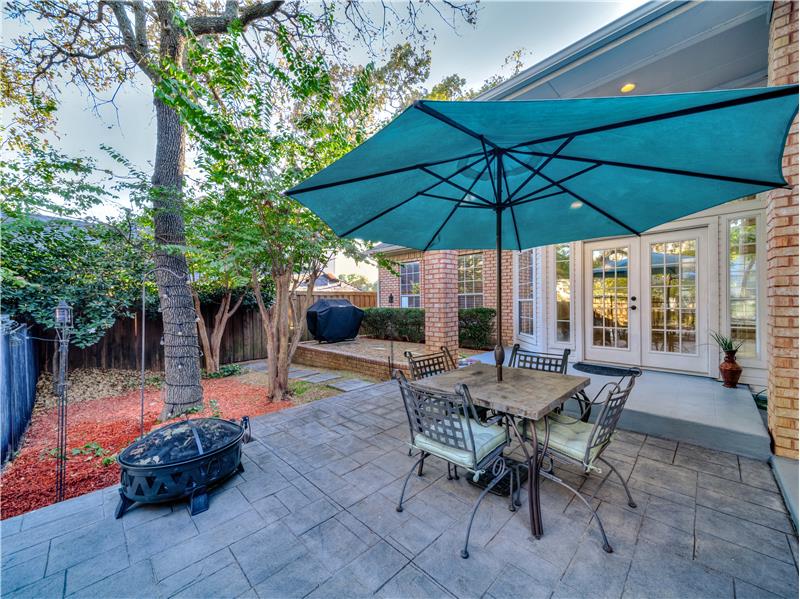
[508,85,798,150]
[420,167,495,205]
[507,137,574,201]
[418,192,492,207]
[505,152,639,236]
[509,204,522,251]
[287,150,484,195]
[422,162,490,251]
[507,163,601,206]
[507,149,785,188]
[414,100,501,150]
[338,155,487,237]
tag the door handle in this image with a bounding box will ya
[631,305,637,310]
[631,296,637,301]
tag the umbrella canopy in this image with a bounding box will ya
[288,85,798,379]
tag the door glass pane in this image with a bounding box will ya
[590,247,629,348]
[649,239,697,354]
[554,244,571,342]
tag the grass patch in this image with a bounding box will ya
[289,379,338,405]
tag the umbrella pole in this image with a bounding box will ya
[494,207,505,382]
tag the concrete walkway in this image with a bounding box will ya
[2,383,796,598]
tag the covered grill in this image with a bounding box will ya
[115,417,247,518]
[306,298,364,343]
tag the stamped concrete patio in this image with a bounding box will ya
[2,382,797,599]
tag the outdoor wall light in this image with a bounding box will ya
[620,82,636,93]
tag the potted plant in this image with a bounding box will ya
[710,332,744,388]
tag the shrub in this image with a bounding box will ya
[202,363,242,379]
[458,307,496,349]
[360,308,425,343]
[359,307,496,349]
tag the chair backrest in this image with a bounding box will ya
[393,370,479,464]
[585,372,639,463]
[404,346,456,380]
[509,344,570,375]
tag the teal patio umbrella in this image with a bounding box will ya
[287,86,798,381]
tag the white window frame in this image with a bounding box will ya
[723,210,766,368]
[457,253,484,309]
[514,248,544,349]
[548,242,576,349]
[399,261,421,308]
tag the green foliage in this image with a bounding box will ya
[360,307,496,348]
[202,364,242,379]
[458,308,497,349]
[710,331,744,353]
[361,308,426,343]
[71,442,111,462]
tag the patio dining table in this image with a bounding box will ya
[416,362,589,539]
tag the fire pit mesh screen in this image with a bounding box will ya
[119,418,242,466]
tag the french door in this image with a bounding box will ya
[583,228,709,373]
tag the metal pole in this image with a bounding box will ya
[140,279,146,438]
[494,151,505,382]
[55,323,69,502]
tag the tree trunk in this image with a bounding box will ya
[191,288,214,373]
[252,271,291,402]
[151,19,203,417]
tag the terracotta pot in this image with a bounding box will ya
[719,350,743,388]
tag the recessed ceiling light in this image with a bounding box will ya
[570,200,583,209]
[620,82,636,94]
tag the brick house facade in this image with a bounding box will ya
[765,0,799,458]
[376,249,514,356]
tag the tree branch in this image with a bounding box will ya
[187,1,284,35]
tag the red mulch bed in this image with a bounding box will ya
[1,378,290,520]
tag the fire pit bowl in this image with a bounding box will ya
[115,417,247,518]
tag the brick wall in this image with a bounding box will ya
[422,251,460,356]
[482,250,516,346]
[294,344,408,381]
[766,0,799,458]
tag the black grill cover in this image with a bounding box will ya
[306,299,364,343]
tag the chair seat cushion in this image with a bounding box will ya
[533,413,605,466]
[414,417,506,470]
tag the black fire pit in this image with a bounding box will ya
[115,417,248,518]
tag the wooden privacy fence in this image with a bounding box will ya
[36,290,376,372]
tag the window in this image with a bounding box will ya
[399,261,421,308]
[518,250,534,336]
[554,244,571,343]
[458,253,484,309]
[591,247,629,349]
[728,217,758,358]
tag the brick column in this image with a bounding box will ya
[766,1,799,458]
[422,251,459,357]
[482,250,515,345]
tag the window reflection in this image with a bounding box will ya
[591,247,629,349]
[649,240,696,354]
[729,217,758,358]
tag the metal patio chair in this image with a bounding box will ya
[568,363,642,422]
[529,371,640,553]
[404,346,456,380]
[394,370,519,559]
[509,344,570,374]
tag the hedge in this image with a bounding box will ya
[359,307,496,349]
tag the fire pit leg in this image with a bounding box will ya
[237,462,245,474]
[189,486,209,516]
[115,489,134,519]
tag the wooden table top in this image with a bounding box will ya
[416,363,590,421]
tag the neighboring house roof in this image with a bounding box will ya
[366,243,409,257]
[296,272,361,292]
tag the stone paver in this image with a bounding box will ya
[302,372,342,384]
[2,382,797,599]
[329,378,374,392]
[287,369,319,379]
